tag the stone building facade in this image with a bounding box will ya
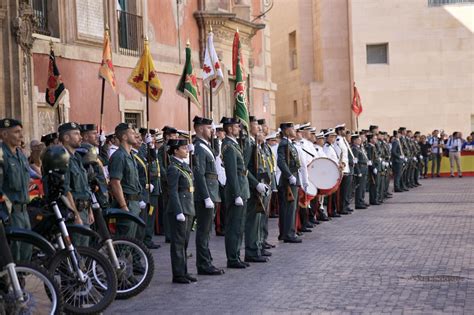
[269,0,474,134]
[0,0,276,142]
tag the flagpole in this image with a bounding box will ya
[188,96,193,168]
[99,78,105,134]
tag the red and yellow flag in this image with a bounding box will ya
[352,83,363,117]
[128,39,163,101]
[99,28,117,93]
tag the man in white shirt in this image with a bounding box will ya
[428,129,443,178]
[335,124,354,215]
[323,129,342,218]
[294,125,313,233]
[447,132,463,177]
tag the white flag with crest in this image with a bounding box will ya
[202,31,224,93]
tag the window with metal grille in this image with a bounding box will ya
[428,0,474,6]
[367,43,388,64]
[124,112,141,129]
[117,0,144,57]
[32,0,60,37]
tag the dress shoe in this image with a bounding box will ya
[264,241,276,248]
[185,274,197,282]
[296,232,303,236]
[239,260,251,267]
[261,249,272,257]
[355,206,367,209]
[347,208,354,212]
[459,175,463,178]
[402,188,409,192]
[144,242,160,249]
[305,223,315,228]
[365,203,370,207]
[329,213,341,218]
[370,202,381,206]
[197,267,224,276]
[245,256,269,263]
[314,220,321,225]
[227,261,247,269]
[339,210,350,215]
[394,189,403,192]
[283,237,302,243]
[215,231,225,236]
[173,276,191,284]
[300,227,312,233]
[319,215,329,221]
[309,218,318,225]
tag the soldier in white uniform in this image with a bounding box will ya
[294,125,313,233]
[335,124,355,215]
[323,129,342,218]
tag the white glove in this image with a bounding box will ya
[353,158,358,164]
[404,157,408,162]
[149,183,155,193]
[378,157,383,162]
[145,133,153,145]
[367,161,373,166]
[99,132,106,146]
[373,168,378,175]
[419,155,423,160]
[256,183,267,194]
[235,197,244,206]
[204,197,214,209]
[139,201,147,209]
[188,144,195,153]
[176,213,186,222]
[413,157,418,162]
[289,175,297,185]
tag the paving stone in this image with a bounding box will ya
[107,177,474,314]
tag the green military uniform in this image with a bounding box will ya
[382,138,392,198]
[132,148,149,241]
[365,139,381,205]
[221,135,250,265]
[399,132,411,190]
[245,136,270,260]
[391,135,405,192]
[260,141,275,245]
[146,147,161,248]
[352,141,368,209]
[0,133,31,262]
[65,149,92,246]
[157,143,171,240]
[193,135,221,273]
[374,139,385,204]
[167,155,195,280]
[109,145,142,238]
[277,132,301,242]
[79,143,109,209]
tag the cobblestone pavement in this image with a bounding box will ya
[107,177,474,314]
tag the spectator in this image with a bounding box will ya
[428,130,444,178]
[28,139,44,179]
[419,135,431,179]
[447,132,463,178]
[462,135,473,150]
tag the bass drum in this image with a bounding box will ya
[307,157,342,196]
[298,182,317,208]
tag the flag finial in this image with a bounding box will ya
[105,23,109,31]
[49,40,54,51]
[209,25,213,33]
[144,35,149,42]
[186,39,190,47]
[236,28,239,33]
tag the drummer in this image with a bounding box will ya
[323,128,342,218]
[312,131,329,222]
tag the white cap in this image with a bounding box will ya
[335,123,346,129]
[315,131,325,139]
[324,128,337,137]
[265,132,278,140]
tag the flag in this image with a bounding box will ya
[176,43,200,107]
[202,31,224,93]
[45,48,66,107]
[128,39,163,101]
[352,83,363,117]
[232,31,249,129]
[99,28,117,93]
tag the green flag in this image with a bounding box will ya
[176,43,200,107]
[232,31,249,129]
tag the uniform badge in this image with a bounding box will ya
[189,186,195,193]
[4,120,10,127]
[71,122,77,128]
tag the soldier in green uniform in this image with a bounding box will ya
[277,122,302,243]
[166,139,196,284]
[40,132,59,147]
[80,124,109,209]
[244,116,270,263]
[220,117,250,268]
[157,126,179,242]
[399,127,411,190]
[258,119,276,250]
[109,123,142,238]
[0,119,32,261]
[369,126,384,204]
[351,133,368,209]
[381,132,393,199]
[391,130,405,192]
[144,130,161,249]
[365,133,381,205]
[58,122,94,246]
[131,134,150,242]
[192,116,225,275]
